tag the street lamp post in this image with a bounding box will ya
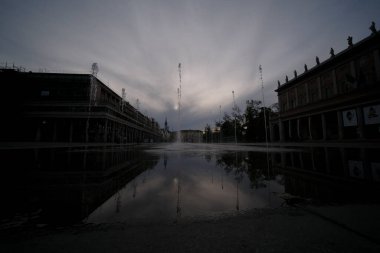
[219,105,222,143]
[232,91,237,144]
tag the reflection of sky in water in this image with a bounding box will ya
[86,148,284,223]
[2,143,379,228]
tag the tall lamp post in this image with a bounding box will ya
[259,65,268,146]
[219,105,222,143]
[232,90,237,144]
[177,63,182,142]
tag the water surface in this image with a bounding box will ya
[86,143,284,223]
[1,142,379,228]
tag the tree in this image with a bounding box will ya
[232,104,244,142]
[220,113,232,139]
[269,102,279,114]
[244,100,261,141]
[255,106,271,142]
[203,124,212,143]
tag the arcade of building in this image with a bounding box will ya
[270,28,380,142]
[0,71,161,143]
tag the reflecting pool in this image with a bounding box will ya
[86,143,285,223]
[1,142,379,228]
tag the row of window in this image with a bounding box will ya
[279,51,378,112]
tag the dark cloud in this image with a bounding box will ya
[1,0,380,129]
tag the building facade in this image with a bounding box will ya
[170,130,203,142]
[270,29,380,142]
[0,69,161,143]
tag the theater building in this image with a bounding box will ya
[0,69,161,143]
[270,27,380,142]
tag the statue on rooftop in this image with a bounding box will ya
[285,75,288,83]
[277,80,280,88]
[330,48,335,57]
[347,36,353,47]
[91,62,99,76]
[304,64,308,72]
[316,56,320,65]
[294,70,297,78]
[370,21,377,34]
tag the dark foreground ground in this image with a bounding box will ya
[1,204,380,253]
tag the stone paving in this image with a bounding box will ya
[1,205,379,253]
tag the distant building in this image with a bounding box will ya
[270,26,380,142]
[171,130,203,143]
[0,69,161,143]
[161,117,171,142]
[182,130,203,142]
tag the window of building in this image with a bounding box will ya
[336,62,356,94]
[279,93,288,112]
[356,53,376,87]
[308,78,319,103]
[297,83,307,106]
[288,88,297,109]
[40,90,50,96]
[321,72,334,99]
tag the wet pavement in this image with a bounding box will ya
[0,142,380,252]
[1,206,380,253]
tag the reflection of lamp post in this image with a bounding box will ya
[174,177,181,219]
[115,192,121,213]
[132,179,137,199]
[221,169,224,190]
[236,180,239,211]
[235,151,239,210]
[232,91,237,144]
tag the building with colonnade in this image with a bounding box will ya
[0,69,161,143]
[270,23,380,142]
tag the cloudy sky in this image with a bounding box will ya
[1,0,380,130]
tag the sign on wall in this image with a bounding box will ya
[363,105,380,125]
[348,160,364,179]
[342,109,357,127]
[372,162,380,182]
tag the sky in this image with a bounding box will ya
[1,0,380,130]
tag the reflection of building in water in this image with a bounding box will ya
[0,147,159,225]
[270,24,380,141]
[272,145,380,202]
[0,69,161,143]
